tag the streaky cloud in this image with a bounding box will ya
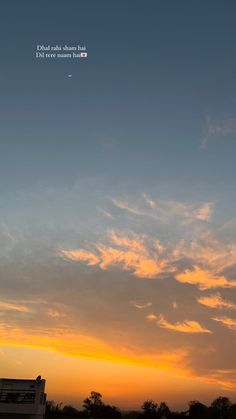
[157,315,212,334]
[142,193,156,208]
[61,249,100,265]
[212,316,236,330]
[146,314,158,321]
[176,266,236,291]
[0,301,32,313]
[198,293,236,310]
[61,229,173,279]
[129,300,152,309]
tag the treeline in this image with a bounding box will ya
[46,391,236,419]
[46,391,121,418]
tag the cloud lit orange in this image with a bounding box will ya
[157,315,212,334]
[176,266,236,291]
[61,230,172,279]
[198,293,236,310]
[212,316,236,330]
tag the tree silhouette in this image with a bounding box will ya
[45,393,236,419]
[46,400,62,414]
[62,404,80,415]
[188,401,208,418]
[141,400,158,418]
[83,391,103,417]
[228,403,236,419]
[158,402,171,419]
[82,391,121,419]
[211,397,232,419]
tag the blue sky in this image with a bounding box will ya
[1,0,236,191]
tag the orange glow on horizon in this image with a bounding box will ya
[0,344,233,411]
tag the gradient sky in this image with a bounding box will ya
[1,0,236,411]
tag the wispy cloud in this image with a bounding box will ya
[176,266,236,291]
[195,202,214,221]
[202,115,236,148]
[212,316,236,330]
[45,309,67,318]
[180,234,236,273]
[146,314,158,321]
[157,315,212,334]
[111,196,214,223]
[109,230,146,254]
[61,249,100,265]
[0,301,32,313]
[61,230,173,279]
[111,198,145,217]
[164,200,214,222]
[96,243,168,278]
[58,207,236,308]
[130,301,152,309]
[61,224,236,289]
[0,320,189,372]
[206,369,236,391]
[97,207,114,219]
[198,293,236,310]
[142,193,156,209]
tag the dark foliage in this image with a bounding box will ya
[45,394,236,419]
[46,391,121,418]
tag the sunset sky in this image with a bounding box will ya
[1,0,236,411]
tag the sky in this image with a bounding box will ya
[1,0,236,411]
